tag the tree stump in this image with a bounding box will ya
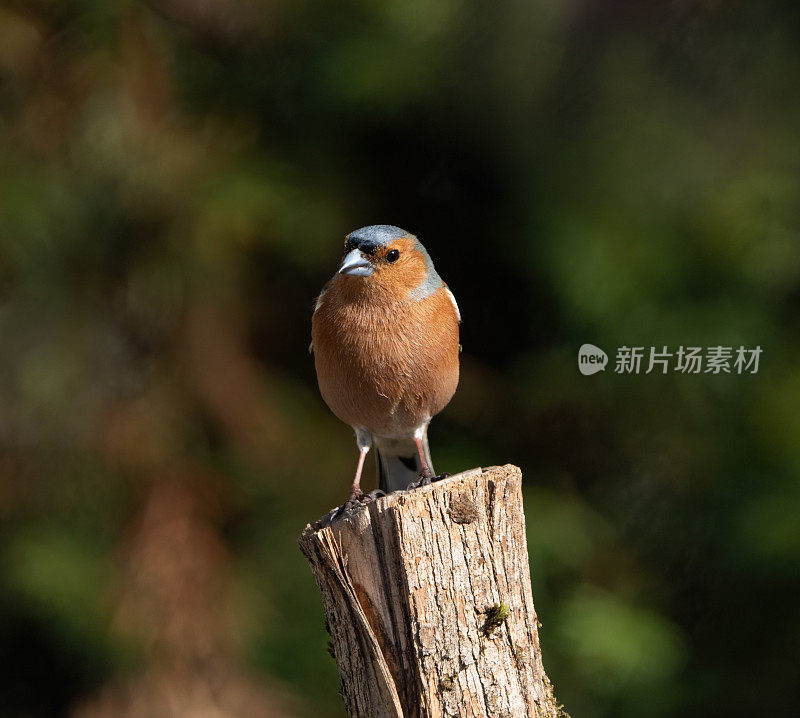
[298,465,564,718]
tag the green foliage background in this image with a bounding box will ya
[1,1,799,716]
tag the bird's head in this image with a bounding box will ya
[337,225,442,299]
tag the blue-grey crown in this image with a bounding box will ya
[345,225,412,254]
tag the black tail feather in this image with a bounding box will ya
[374,432,432,493]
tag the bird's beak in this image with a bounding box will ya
[338,249,374,277]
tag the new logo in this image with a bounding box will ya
[578,344,608,375]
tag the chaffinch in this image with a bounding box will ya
[310,225,460,502]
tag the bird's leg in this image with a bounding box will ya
[335,444,370,518]
[349,445,369,502]
[414,436,435,484]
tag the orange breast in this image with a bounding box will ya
[311,282,459,438]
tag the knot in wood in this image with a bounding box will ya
[449,493,479,524]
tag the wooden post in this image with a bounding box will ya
[298,465,565,718]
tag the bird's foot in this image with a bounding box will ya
[349,486,366,503]
[334,487,389,518]
[334,487,368,518]
[407,467,434,490]
[407,471,451,490]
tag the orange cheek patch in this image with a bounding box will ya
[374,237,428,296]
[394,254,428,292]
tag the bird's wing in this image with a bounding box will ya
[310,285,330,354]
[444,287,461,323]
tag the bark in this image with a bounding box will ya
[298,465,564,718]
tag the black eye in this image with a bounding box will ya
[386,249,400,263]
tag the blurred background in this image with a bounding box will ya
[1,0,799,716]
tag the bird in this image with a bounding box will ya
[310,225,460,501]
